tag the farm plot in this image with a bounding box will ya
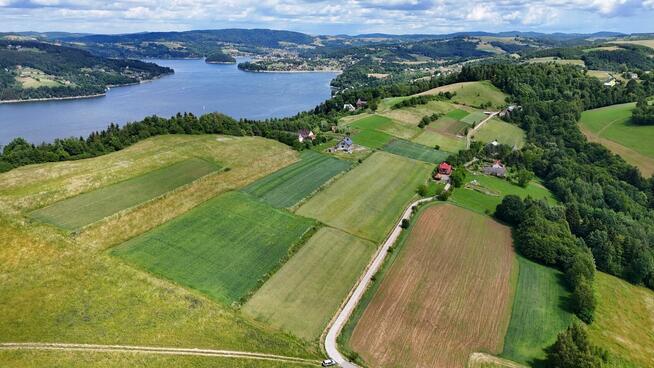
[462,111,489,125]
[412,130,466,153]
[112,191,315,304]
[579,102,654,176]
[241,150,351,208]
[450,173,556,214]
[351,129,393,149]
[446,108,470,120]
[349,114,420,140]
[297,151,430,243]
[382,139,449,163]
[419,81,508,109]
[472,118,526,148]
[30,158,221,230]
[501,256,574,365]
[380,100,454,126]
[587,272,654,368]
[350,204,516,368]
[243,227,375,341]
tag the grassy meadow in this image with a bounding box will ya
[297,151,430,242]
[501,257,574,365]
[0,136,322,361]
[419,81,508,109]
[0,350,314,368]
[351,129,393,149]
[588,273,654,368]
[473,118,526,148]
[30,158,221,230]
[244,227,375,341]
[350,205,516,368]
[349,114,420,140]
[382,138,449,163]
[579,102,654,176]
[412,129,466,153]
[112,191,315,304]
[450,172,556,214]
[242,150,351,208]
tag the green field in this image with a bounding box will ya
[501,256,574,365]
[241,151,351,208]
[446,108,470,120]
[382,138,450,163]
[29,158,221,230]
[112,191,315,304]
[349,114,420,140]
[297,152,430,242]
[462,111,489,125]
[527,57,586,67]
[0,350,313,368]
[244,227,375,341]
[412,129,466,153]
[351,129,394,149]
[450,172,556,214]
[579,102,654,176]
[473,119,526,148]
[421,81,508,109]
[588,273,654,368]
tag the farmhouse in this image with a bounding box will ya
[330,136,354,153]
[483,160,507,177]
[297,129,316,143]
[603,79,616,87]
[433,162,452,181]
[356,99,368,109]
[343,103,356,112]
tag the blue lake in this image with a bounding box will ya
[0,59,336,145]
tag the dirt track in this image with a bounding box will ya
[0,343,320,366]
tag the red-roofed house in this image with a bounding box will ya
[437,162,452,175]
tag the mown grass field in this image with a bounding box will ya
[382,138,450,163]
[0,136,319,359]
[379,100,454,126]
[351,129,393,149]
[501,256,574,365]
[241,150,351,208]
[0,350,313,368]
[30,158,221,230]
[112,191,315,304]
[450,172,556,214]
[579,102,654,176]
[419,81,508,109]
[349,114,420,140]
[446,108,471,120]
[527,57,585,67]
[473,118,526,148]
[243,227,375,341]
[588,273,654,368]
[610,39,654,49]
[413,128,466,152]
[297,151,430,242]
[350,205,516,368]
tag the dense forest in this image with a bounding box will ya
[456,62,654,299]
[0,40,172,101]
[205,50,236,64]
[632,98,654,125]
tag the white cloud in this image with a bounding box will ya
[0,0,652,34]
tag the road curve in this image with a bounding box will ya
[324,197,434,368]
[0,342,319,366]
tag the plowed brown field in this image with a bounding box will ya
[350,204,516,368]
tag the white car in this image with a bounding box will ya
[322,358,337,367]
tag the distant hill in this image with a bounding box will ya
[0,40,172,102]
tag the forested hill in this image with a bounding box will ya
[0,40,172,102]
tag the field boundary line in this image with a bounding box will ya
[0,342,319,366]
[322,197,434,368]
[466,111,498,149]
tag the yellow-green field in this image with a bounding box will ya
[610,39,654,49]
[297,151,430,242]
[244,227,375,341]
[418,81,508,109]
[0,135,319,361]
[472,119,526,148]
[588,273,654,368]
[527,57,586,67]
[579,102,654,176]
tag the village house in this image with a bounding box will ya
[433,162,452,181]
[483,160,507,177]
[297,129,316,143]
[500,104,520,118]
[343,103,356,112]
[356,99,367,109]
[330,136,353,153]
[603,78,616,87]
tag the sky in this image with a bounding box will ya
[1,0,653,35]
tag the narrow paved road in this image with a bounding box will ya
[0,342,320,366]
[324,197,433,368]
